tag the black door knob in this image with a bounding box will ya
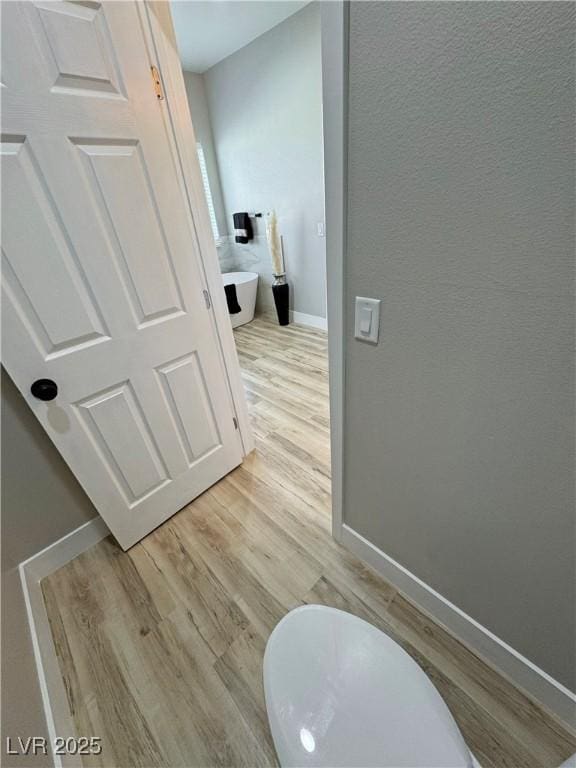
[31,379,58,401]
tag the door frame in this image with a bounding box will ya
[145,0,348,537]
[144,2,254,457]
[321,1,348,542]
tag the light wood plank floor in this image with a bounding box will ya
[42,316,575,768]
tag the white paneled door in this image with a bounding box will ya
[1,1,244,549]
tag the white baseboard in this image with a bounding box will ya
[18,513,576,761]
[341,523,576,733]
[289,310,328,331]
[19,517,110,768]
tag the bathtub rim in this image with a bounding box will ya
[221,271,259,286]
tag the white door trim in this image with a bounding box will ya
[145,2,253,456]
[321,0,348,543]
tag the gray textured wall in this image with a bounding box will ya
[1,369,97,765]
[345,1,575,689]
[204,3,326,319]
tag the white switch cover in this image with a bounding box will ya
[354,297,381,343]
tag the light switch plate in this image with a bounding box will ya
[354,296,381,343]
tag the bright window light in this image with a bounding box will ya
[196,142,220,243]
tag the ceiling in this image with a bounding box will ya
[171,1,311,73]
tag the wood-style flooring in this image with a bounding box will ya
[42,316,575,767]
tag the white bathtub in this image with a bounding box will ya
[222,271,259,328]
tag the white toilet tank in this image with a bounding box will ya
[222,271,258,328]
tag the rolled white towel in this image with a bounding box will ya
[266,211,284,276]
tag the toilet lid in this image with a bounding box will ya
[263,605,474,768]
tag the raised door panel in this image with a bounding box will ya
[76,381,169,505]
[32,0,125,98]
[157,353,222,465]
[1,137,109,358]
[74,139,186,327]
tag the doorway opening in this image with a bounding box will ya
[172,0,332,527]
